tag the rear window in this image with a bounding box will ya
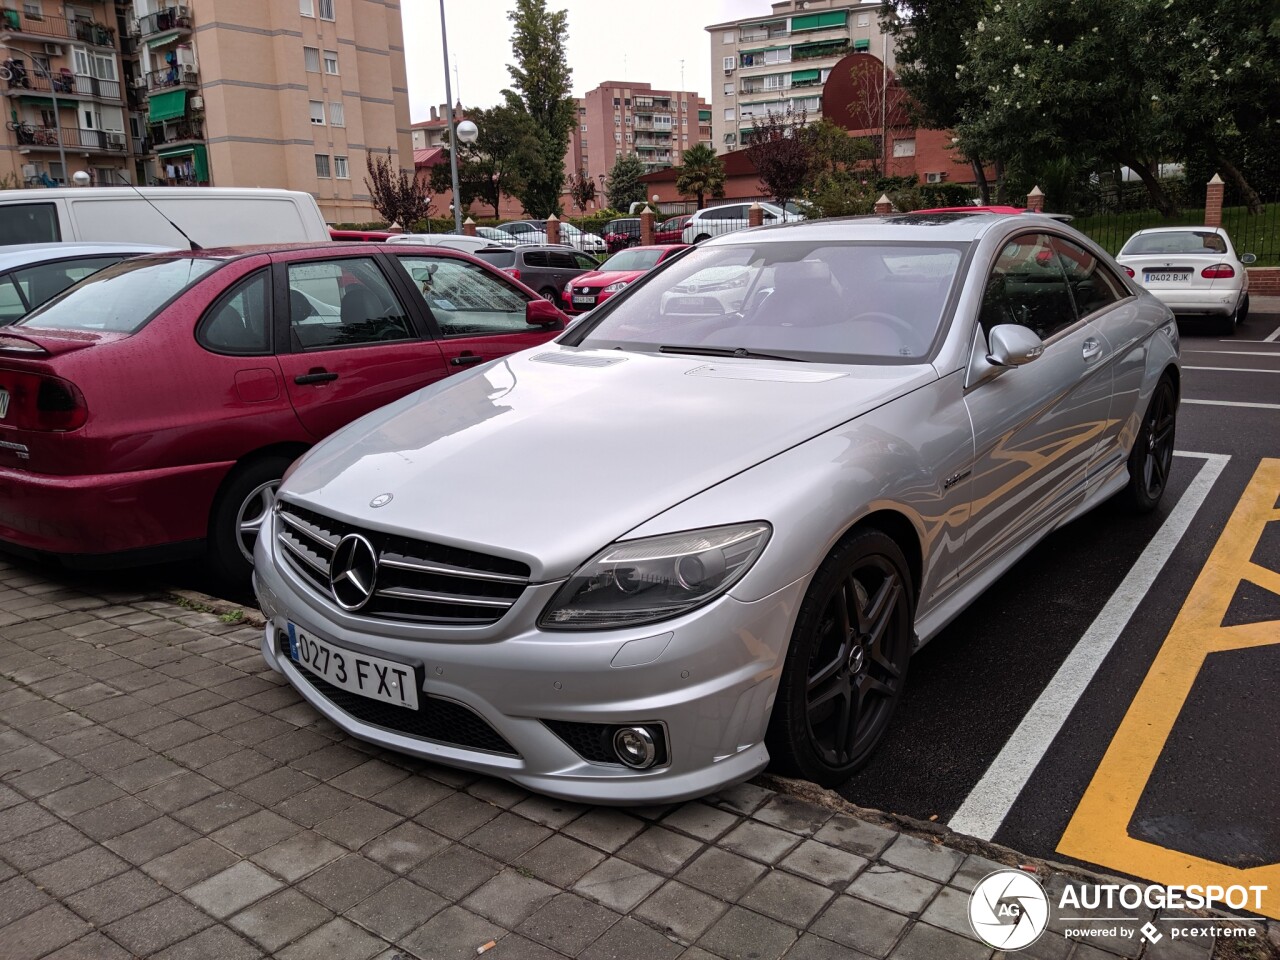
[1121,231,1228,256]
[473,250,516,269]
[18,257,221,333]
[0,255,126,324]
[0,203,61,245]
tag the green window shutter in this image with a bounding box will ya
[698,110,711,121]
[853,38,871,51]
[791,69,820,82]
[148,89,187,123]
[791,10,847,31]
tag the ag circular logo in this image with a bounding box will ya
[968,869,1050,951]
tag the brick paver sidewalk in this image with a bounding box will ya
[0,558,1262,959]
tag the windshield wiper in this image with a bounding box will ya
[658,345,809,363]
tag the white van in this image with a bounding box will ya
[0,187,330,248]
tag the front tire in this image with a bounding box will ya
[208,454,292,584]
[1123,375,1177,513]
[767,529,914,786]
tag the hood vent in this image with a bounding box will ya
[531,352,627,368]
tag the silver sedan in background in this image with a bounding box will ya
[253,212,1180,804]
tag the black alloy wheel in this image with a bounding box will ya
[768,529,913,786]
[1124,375,1177,513]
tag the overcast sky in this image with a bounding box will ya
[403,0,747,121]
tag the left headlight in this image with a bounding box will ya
[539,522,771,630]
[602,280,630,293]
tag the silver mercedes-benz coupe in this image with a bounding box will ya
[254,212,1180,804]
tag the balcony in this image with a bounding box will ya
[2,71,122,102]
[149,119,204,147]
[134,6,191,42]
[792,40,851,62]
[0,11,116,47]
[740,21,787,43]
[11,124,127,153]
[145,65,197,91]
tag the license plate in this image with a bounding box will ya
[0,387,9,420]
[286,622,418,710]
[573,295,596,305]
[1145,271,1189,282]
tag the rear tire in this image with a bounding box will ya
[538,287,558,302]
[208,454,292,585]
[1238,293,1250,325]
[766,529,914,786]
[694,234,711,244]
[1123,375,1177,513]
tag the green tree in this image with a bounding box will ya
[800,120,878,218]
[503,0,575,216]
[674,144,726,209]
[429,103,541,219]
[605,153,647,211]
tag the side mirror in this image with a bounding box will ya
[1241,253,1257,264]
[986,324,1044,367]
[526,297,565,327]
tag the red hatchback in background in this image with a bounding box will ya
[653,215,693,245]
[0,243,567,581]
[328,229,397,242]
[563,244,690,314]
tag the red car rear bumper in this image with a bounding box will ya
[0,460,234,561]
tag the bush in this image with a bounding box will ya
[918,182,976,208]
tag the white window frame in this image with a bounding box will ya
[322,50,338,75]
[722,31,734,43]
[309,100,325,125]
[722,56,735,71]
[333,155,348,179]
[303,46,320,73]
[329,101,345,127]
[893,137,916,157]
[299,0,314,15]
[315,154,330,178]
[317,0,334,19]
[723,82,733,96]
[723,107,734,121]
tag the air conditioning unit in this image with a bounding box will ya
[43,43,63,56]
[21,164,37,179]
[181,65,196,80]
[134,76,147,88]
[189,95,203,109]
[925,172,946,184]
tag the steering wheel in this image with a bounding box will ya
[850,311,926,354]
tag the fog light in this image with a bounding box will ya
[613,726,658,769]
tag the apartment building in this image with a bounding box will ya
[706,0,894,154]
[566,80,711,190]
[3,0,411,222]
[1,0,133,188]
[411,101,462,150]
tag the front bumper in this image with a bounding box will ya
[254,528,805,804]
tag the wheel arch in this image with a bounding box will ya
[208,441,311,518]
[837,508,924,606]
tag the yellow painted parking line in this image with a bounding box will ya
[1058,458,1280,920]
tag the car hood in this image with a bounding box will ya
[281,346,936,580]
[575,269,644,287]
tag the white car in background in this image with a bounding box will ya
[386,234,508,255]
[497,220,606,254]
[681,201,804,244]
[1116,226,1254,334]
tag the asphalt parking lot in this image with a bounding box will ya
[834,302,1280,915]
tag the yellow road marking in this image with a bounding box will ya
[1058,457,1280,920]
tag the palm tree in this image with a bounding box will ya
[675,144,727,210]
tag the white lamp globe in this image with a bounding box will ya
[455,120,479,144]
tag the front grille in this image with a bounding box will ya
[276,503,530,625]
[289,653,518,756]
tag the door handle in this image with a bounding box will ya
[294,370,339,385]
[1082,338,1103,361]
[450,354,485,367]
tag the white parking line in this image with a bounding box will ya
[1183,398,1280,410]
[1184,350,1280,358]
[947,451,1230,841]
[1183,366,1280,374]
[1265,325,1280,343]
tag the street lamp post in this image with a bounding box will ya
[3,44,67,182]
[438,0,477,233]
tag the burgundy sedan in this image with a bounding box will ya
[653,215,693,245]
[563,244,689,314]
[0,242,567,581]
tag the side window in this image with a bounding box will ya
[1051,237,1128,318]
[573,253,599,270]
[287,257,413,350]
[197,269,272,356]
[0,203,61,246]
[10,256,125,316]
[979,233,1077,342]
[548,252,580,270]
[0,274,26,324]
[523,251,550,268]
[397,255,531,337]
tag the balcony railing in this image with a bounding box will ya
[2,71,122,101]
[10,124,126,151]
[792,41,851,62]
[135,6,191,40]
[145,66,197,90]
[0,11,116,47]
[149,120,204,146]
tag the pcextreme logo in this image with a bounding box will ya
[966,873,1269,952]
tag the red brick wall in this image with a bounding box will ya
[1249,268,1280,296]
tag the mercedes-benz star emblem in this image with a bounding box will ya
[329,534,378,611]
[370,493,393,508]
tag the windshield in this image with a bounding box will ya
[601,248,666,272]
[18,257,221,333]
[575,240,966,363]
[1120,231,1228,256]
[473,250,516,269]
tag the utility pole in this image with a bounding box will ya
[439,0,463,232]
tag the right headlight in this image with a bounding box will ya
[539,522,772,631]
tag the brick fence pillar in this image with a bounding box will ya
[1026,185,1045,212]
[748,202,764,227]
[546,214,560,246]
[874,193,893,215]
[462,217,477,237]
[1204,174,1224,228]
[640,207,655,245]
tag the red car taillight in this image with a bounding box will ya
[504,268,521,281]
[1122,266,1135,277]
[1201,264,1235,279]
[2,371,88,431]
